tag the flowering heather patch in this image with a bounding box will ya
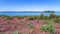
[0,17,60,34]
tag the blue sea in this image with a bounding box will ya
[0,11,60,16]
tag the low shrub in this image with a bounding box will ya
[49,13,57,18]
[29,22,34,28]
[28,16,35,20]
[40,13,44,19]
[41,22,56,34]
[44,16,49,20]
[21,20,25,24]
[53,18,60,23]
[13,30,19,34]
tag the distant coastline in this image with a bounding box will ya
[0,11,60,16]
[0,11,60,13]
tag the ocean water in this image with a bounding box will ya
[0,11,60,16]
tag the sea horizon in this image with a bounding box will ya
[0,11,60,16]
[0,11,60,13]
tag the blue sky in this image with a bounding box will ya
[0,0,60,11]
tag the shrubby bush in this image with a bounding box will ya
[53,18,60,23]
[29,22,34,28]
[7,16,14,20]
[41,22,56,34]
[28,16,35,20]
[40,13,44,19]
[49,13,57,18]
[13,30,19,34]
[43,16,49,20]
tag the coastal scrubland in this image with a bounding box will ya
[0,11,60,34]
